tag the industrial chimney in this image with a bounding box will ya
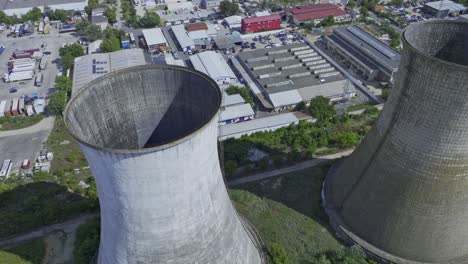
[64,65,261,264]
[324,20,468,263]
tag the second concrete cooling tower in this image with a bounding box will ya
[64,65,261,264]
[324,21,468,263]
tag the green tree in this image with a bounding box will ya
[335,132,359,148]
[55,76,72,93]
[360,6,369,17]
[105,7,118,24]
[75,20,91,32]
[48,91,67,115]
[84,24,103,42]
[22,7,43,21]
[59,43,84,58]
[224,160,238,177]
[0,11,6,24]
[74,218,100,264]
[88,0,100,10]
[381,88,391,101]
[319,16,335,27]
[347,0,356,9]
[100,36,121,52]
[308,96,336,123]
[52,9,69,21]
[268,243,289,264]
[225,85,254,106]
[61,53,75,72]
[138,11,161,28]
[219,0,239,16]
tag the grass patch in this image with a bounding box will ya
[74,217,100,264]
[230,166,343,263]
[0,115,44,131]
[0,238,46,264]
[0,180,96,237]
[46,116,88,173]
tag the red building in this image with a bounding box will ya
[287,4,349,25]
[241,14,281,33]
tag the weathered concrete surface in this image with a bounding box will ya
[324,20,468,263]
[64,65,261,264]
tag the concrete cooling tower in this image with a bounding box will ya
[64,65,261,264]
[323,20,468,263]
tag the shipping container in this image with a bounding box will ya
[33,98,45,114]
[35,72,43,87]
[18,98,25,114]
[6,71,34,82]
[39,56,47,70]
[11,99,19,115]
[38,22,44,33]
[0,101,6,117]
[0,160,12,177]
[26,105,34,116]
[4,100,11,116]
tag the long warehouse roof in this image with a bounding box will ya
[142,28,168,46]
[190,51,236,81]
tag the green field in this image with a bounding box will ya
[230,165,374,263]
[0,238,46,264]
[0,115,44,131]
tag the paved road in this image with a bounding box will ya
[0,214,97,250]
[0,116,54,138]
[227,149,354,187]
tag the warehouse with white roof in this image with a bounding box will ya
[142,28,168,53]
[72,49,147,95]
[172,25,195,52]
[189,51,237,86]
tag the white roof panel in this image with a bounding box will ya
[268,90,302,108]
[220,103,254,122]
[222,94,245,107]
[172,24,195,49]
[219,113,299,138]
[188,30,209,40]
[190,51,236,82]
[142,28,167,46]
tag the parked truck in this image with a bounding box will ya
[5,71,34,82]
[38,22,44,33]
[39,56,47,70]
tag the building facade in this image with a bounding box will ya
[241,14,281,33]
[287,4,349,25]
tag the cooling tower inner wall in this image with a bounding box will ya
[404,21,468,66]
[65,65,221,150]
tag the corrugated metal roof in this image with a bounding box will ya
[220,103,255,122]
[188,30,209,40]
[222,94,245,107]
[242,14,281,24]
[425,0,466,11]
[142,28,167,46]
[268,90,303,108]
[72,49,146,96]
[292,6,347,22]
[172,24,195,49]
[219,112,299,138]
[190,51,236,82]
[224,15,243,26]
[185,22,208,32]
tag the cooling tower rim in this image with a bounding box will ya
[402,20,468,70]
[64,64,222,154]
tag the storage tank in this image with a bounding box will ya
[64,65,261,264]
[323,20,468,263]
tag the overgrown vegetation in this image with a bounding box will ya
[0,115,44,131]
[59,44,85,72]
[139,11,162,28]
[223,97,378,177]
[220,0,240,16]
[74,217,100,264]
[230,166,375,263]
[121,0,138,28]
[0,238,46,264]
[0,177,97,237]
[225,85,254,106]
[48,76,73,115]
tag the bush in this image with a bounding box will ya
[74,218,100,264]
[309,96,336,124]
[224,160,238,177]
[268,243,289,264]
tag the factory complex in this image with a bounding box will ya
[238,43,355,111]
[324,25,401,82]
[0,0,87,16]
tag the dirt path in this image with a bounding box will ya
[227,149,354,187]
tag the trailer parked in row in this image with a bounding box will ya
[0,101,6,117]
[0,160,12,177]
[39,56,47,70]
[4,71,34,82]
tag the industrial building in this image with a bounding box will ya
[423,0,467,18]
[220,94,255,125]
[219,112,301,140]
[189,51,237,86]
[142,28,168,53]
[223,15,243,29]
[185,22,208,32]
[188,30,212,49]
[0,0,88,16]
[213,33,243,50]
[241,14,282,33]
[287,4,349,25]
[87,40,103,54]
[64,65,262,264]
[200,0,222,9]
[324,25,401,82]
[91,16,108,30]
[72,49,148,95]
[237,43,355,111]
[171,24,196,52]
[324,21,468,263]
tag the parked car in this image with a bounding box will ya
[9,87,18,93]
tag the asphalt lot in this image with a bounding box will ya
[0,27,79,102]
[0,117,55,173]
[0,28,79,174]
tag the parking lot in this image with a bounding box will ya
[0,27,79,174]
[0,27,78,102]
